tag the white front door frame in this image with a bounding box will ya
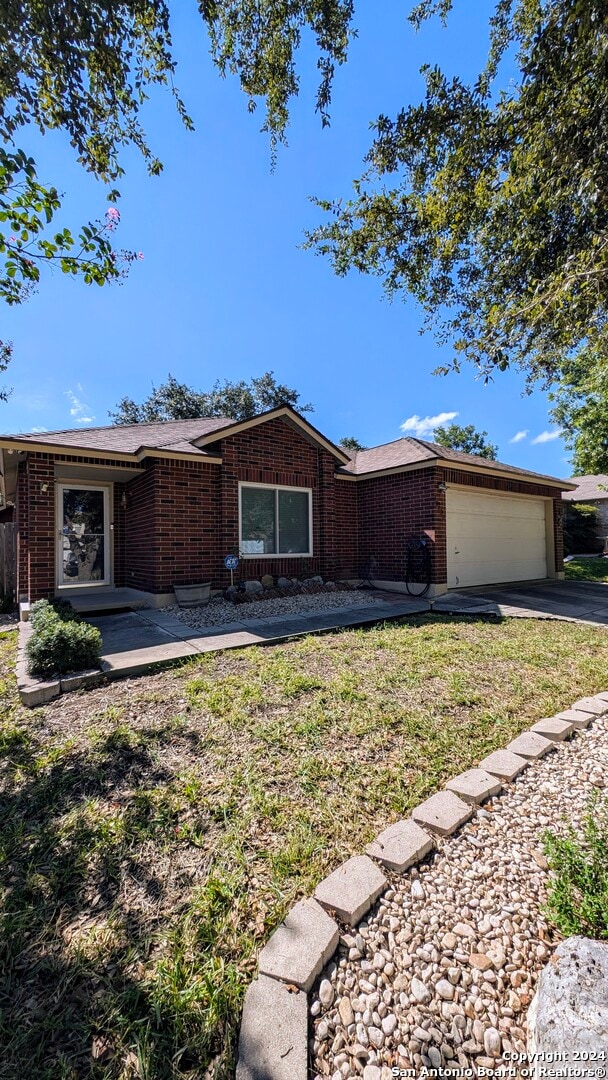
[56,481,113,590]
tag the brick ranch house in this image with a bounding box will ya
[0,406,574,610]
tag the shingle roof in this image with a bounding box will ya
[562,475,608,501]
[341,436,570,485]
[3,416,232,456]
[0,414,570,487]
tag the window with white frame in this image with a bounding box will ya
[239,484,312,556]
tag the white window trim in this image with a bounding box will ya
[56,481,112,588]
[238,481,313,558]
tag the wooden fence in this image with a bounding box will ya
[0,523,16,600]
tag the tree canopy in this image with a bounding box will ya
[110,372,313,424]
[549,353,608,475]
[339,435,365,450]
[432,422,498,460]
[307,0,608,387]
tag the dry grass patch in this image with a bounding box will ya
[1,614,608,1077]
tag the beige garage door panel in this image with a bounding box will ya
[447,489,547,588]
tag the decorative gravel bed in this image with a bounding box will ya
[165,588,382,628]
[310,717,608,1078]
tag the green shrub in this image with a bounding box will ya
[29,598,79,629]
[543,792,608,939]
[563,502,603,555]
[26,602,101,677]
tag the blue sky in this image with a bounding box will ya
[2,1,570,476]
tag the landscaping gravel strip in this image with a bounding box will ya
[309,714,608,1078]
[164,590,383,628]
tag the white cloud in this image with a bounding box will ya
[510,430,528,444]
[401,411,459,437]
[31,426,48,433]
[66,389,95,425]
[531,429,562,445]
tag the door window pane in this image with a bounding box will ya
[241,487,276,554]
[62,488,106,583]
[278,490,310,553]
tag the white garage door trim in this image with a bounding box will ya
[446,487,550,589]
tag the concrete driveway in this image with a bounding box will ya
[470,579,608,625]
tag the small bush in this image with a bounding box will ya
[29,598,80,629]
[26,602,101,677]
[543,792,608,939]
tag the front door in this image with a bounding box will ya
[57,484,110,587]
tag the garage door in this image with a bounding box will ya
[446,489,547,588]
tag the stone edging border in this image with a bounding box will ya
[234,693,608,1080]
[15,622,106,706]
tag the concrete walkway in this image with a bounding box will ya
[90,593,434,676]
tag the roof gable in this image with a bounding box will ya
[192,405,351,464]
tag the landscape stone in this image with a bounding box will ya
[531,717,574,740]
[446,768,502,805]
[236,974,307,1080]
[571,696,608,716]
[469,953,493,972]
[505,732,554,760]
[411,976,432,1003]
[257,898,339,991]
[555,708,594,729]
[314,856,387,926]
[478,749,529,781]
[338,997,355,1027]
[244,580,264,594]
[527,937,608,1069]
[365,818,434,871]
[412,790,473,836]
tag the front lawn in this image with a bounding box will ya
[2,614,608,1077]
[565,556,608,582]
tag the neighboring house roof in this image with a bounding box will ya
[340,435,574,487]
[0,407,573,488]
[562,475,608,501]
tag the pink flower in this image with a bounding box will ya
[106,207,120,222]
[9,235,17,243]
[137,252,144,260]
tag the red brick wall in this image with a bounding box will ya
[214,417,334,587]
[357,466,443,583]
[16,455,56,602]
[332,480,359,579]
[15,460,29,601]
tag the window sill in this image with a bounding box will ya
[240,552,313,559]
